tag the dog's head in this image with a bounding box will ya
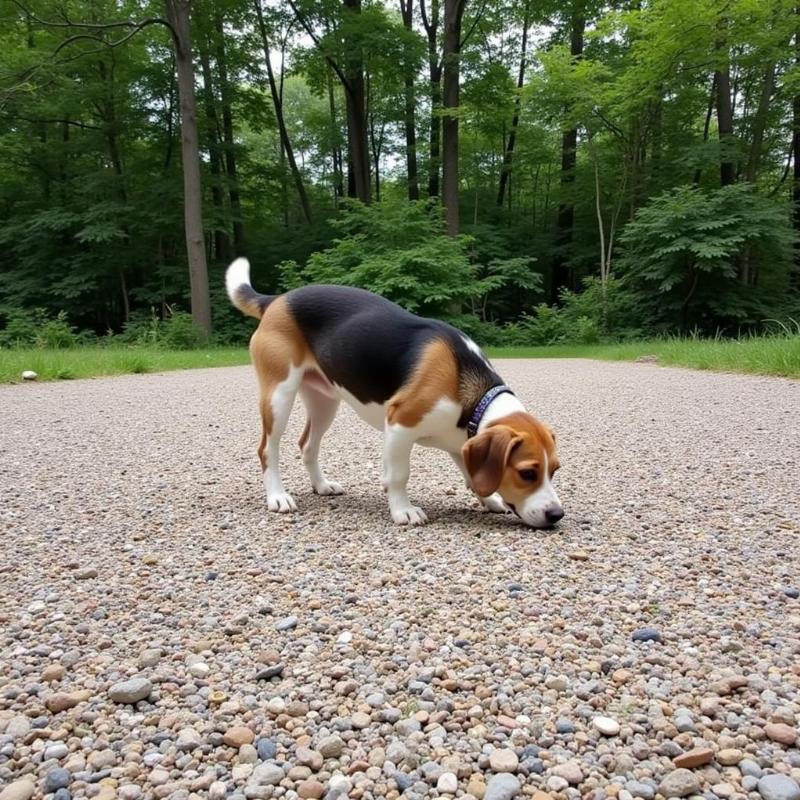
[462,411,563,528]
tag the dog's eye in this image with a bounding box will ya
[518,468,537,482]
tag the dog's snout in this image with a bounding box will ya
[545,505,564,525]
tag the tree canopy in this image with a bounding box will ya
[1,0,798,345]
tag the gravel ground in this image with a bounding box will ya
[1,359,799,800]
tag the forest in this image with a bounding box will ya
[1,0,800,348]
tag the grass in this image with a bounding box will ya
[1,335,798,383]
[0,346,250,383]
[488,335,800,378]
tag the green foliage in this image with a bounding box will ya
[619,185,795,330]
[0,307,80,348]
[280,201,484,317]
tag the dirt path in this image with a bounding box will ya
[1,360,798,800]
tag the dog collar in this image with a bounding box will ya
[466,384,515,438]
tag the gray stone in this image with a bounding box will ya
[249,763,284,786]
[740,761,763,779]
[276,617,297,631]
[626,781,656,800]
[757,775,800,800]
[659,769,700,798]
[43,768,71,793]
[256,738,277,760]
[108,677,152,704]
[44,743,69,760]
[632,627,662,643]
[484,773,522,800]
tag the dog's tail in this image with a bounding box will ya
[225,258,275,319]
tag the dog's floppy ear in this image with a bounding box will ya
[462,426,522,497]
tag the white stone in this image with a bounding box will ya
[593,716,621,736]
[437,772,458,794]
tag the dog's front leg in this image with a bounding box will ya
[383,426,427,525]
[449,452,509,514]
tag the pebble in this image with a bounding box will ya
[553,761,583,785]
[298,779,326,799]
[21,370,37,380]
[257,737,278,760]
[484,773,521,800]
[632,627,662,643]
[765,723,798,745]
[0,780,35,800]
[43,768,71,793]
[276,616,298,630]
[757,775,800,800]
[658,769,699,798]
[437,773,458,794]
[673,747,714,768]
[223,726,254,747]
[108,677,152,703]
[717,749,743,766]
[489,749,519,773]
[593,716,620,736]
[319,735,345,759]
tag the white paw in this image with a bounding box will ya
[480,493,509,514]
[267,492,297,513]
[391,505,428,526]
[313,479,344,496]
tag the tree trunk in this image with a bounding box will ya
[165,0,211,336]
[692,74,716,186]
[198,37,230,261]
[441,0,466,237]
[327,67,344,203]
[343,0,371,203]
[497,5,530,208]
[400,0,420,201]
[253,0,313,223]
[793,18,800,288]
[745,63,776,183]
[214,12,244,252]
[715,33,736,186]
[551,6,585,304]
[421,0,442,197]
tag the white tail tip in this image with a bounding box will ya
[225,257,251,301]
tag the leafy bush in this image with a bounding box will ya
[0,308,44,347]
[0,308,80,348]
[116,307,207,349]
[618,184,795,331]
[279,200,525,319]
[161,311,207,349]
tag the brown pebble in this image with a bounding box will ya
[765,723,797,745]
[223,726,254,747]
[42,664,65,682]
[45,690,91,713]
[673,747,714,768]
[297,780,325,799]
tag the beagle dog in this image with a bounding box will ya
[226,258,564,528]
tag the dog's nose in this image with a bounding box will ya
[545,506,564,525]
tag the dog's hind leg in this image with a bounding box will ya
[258,367,303,512]
[298,385,344,496]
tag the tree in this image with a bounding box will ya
[441,0,466,236]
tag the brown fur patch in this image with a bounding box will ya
[249,296,310,470]
[461,412,559,500]
[386,338,459,427]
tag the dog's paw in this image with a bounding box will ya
[391,505,428,526]
[267,492,297,513]
[313,479,344,496]
[480,493,509,514]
